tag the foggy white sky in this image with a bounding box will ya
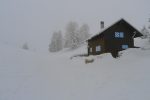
[0,0,150,52]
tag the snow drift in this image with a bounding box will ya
[0,38,150,100]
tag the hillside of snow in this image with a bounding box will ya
[0,38,150,100]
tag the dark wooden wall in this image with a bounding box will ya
[104,22,134,52]
[88,37,105,55]
[88,21,135,55]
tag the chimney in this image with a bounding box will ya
[100,21,104,30]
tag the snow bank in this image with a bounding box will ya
[0,39,150,100]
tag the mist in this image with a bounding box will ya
[0,0,149,52]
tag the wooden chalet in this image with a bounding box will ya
[87,18,143,58]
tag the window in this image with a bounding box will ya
[96,45,101,52]
[122,45,128,49]
[115,32,124,38]
[90,48,92,52]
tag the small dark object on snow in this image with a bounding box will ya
[85,59,94,64]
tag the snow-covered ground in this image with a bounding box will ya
[0,38,150,100]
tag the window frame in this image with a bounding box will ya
[115,32,124,38]
[122,44,128,49]
[96,45,101,52]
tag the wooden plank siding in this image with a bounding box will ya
[104,22,135,52]
[87,19,143,56]
[88,38,105,55]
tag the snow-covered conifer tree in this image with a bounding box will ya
[49,31,63,52]
[79,24,90,43]
[22,43,29,50]
[64,21,80,49]
[141,26,150,39]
